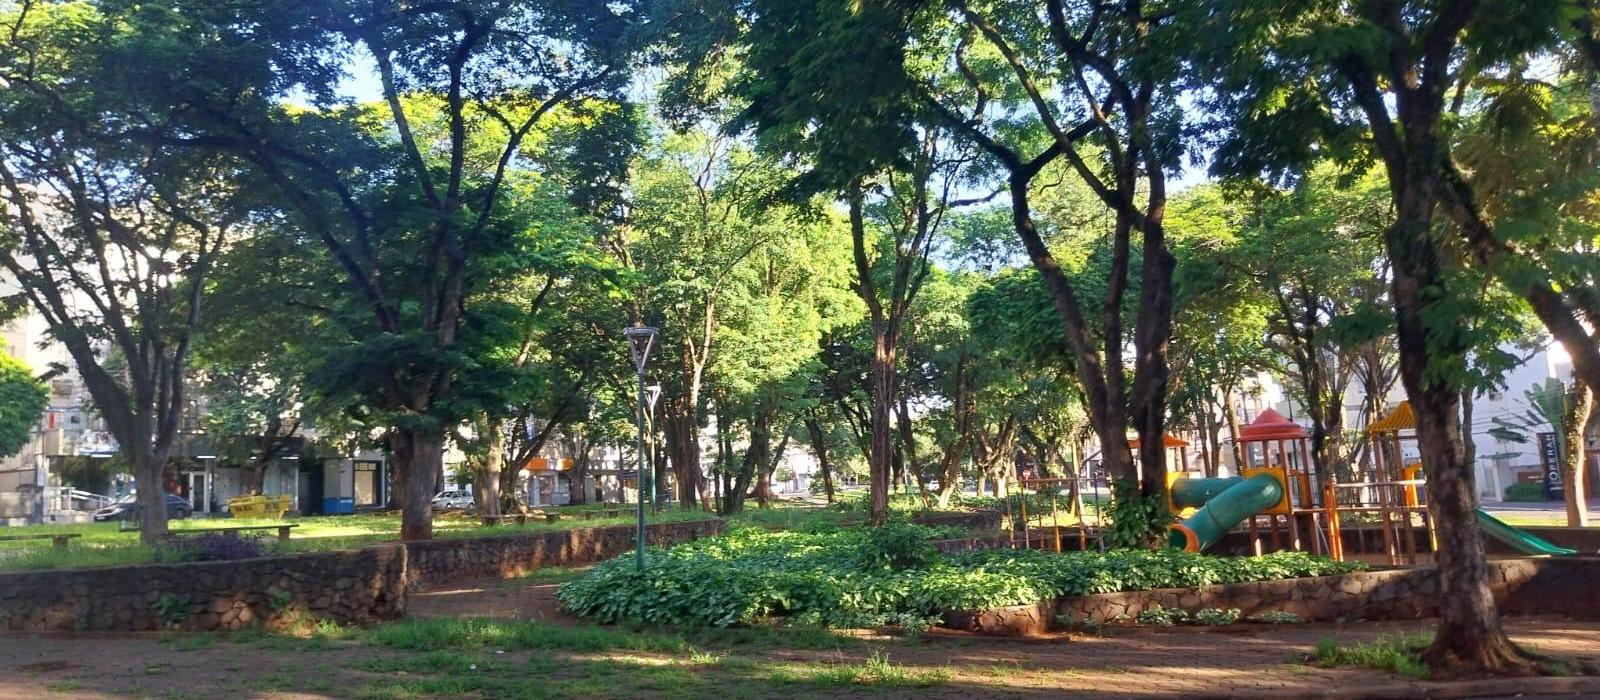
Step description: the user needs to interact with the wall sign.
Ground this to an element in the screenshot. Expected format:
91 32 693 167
1538 432 1563 501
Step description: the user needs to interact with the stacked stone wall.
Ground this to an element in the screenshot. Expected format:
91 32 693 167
943 557 1600 636
0 519 722 632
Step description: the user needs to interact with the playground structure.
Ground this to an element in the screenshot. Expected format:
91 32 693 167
1007 404 1575 563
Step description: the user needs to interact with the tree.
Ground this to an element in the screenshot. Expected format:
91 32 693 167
1196 0 1587 674
198 361 302 497
131 1 645 540
844 128 977 523
624 129 803 510
1238 170 1391 480
0 348 47 459
0 3 249 542
1161 186 1276 476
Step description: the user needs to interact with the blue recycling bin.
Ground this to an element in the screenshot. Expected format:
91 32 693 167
322 496 354 515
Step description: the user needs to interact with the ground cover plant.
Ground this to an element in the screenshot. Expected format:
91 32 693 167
1310 634 1432 679
557 524 1362 628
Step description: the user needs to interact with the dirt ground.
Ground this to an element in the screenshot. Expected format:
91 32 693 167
2 575 1598 700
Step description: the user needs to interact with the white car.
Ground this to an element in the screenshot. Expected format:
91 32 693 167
431 489 475 510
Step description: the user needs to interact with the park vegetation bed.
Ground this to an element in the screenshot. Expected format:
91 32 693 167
556 524 1362 628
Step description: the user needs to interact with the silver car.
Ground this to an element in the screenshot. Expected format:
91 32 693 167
431 489 475 510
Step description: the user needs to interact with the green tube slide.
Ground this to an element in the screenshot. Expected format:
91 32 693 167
1475 508 1577 556
1167 474 1283 552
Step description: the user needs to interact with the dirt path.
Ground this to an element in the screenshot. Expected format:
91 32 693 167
2 575 1598 699
409 576 574 622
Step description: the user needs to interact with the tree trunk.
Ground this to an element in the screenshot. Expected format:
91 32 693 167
388 434 407 511
757 432 791 507
663 386 702 509
867 326 895 524
133 447 170 545
1222 388 1246 473
242 461 269 497
1385 184 1531 676
396 428 442 541
725 412 766 515
568 443 591 505
1561 381 1592 527
480 421 503 520
805 417 836 503
1129 214 1175 504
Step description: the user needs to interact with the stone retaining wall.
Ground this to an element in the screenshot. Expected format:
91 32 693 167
0 544 407 633
944 556 1600 636
0 519 722 633
406 519 725 585
911 509 1003 532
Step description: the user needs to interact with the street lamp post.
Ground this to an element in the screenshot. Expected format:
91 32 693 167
645 384 663 511
624 326 659 571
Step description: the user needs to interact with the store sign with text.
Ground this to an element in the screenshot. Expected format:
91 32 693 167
1538 432 1563 501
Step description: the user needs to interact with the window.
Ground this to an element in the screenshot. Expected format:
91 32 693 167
354 461 381 506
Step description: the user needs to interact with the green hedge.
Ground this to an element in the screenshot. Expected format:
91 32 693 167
556 525 1362 628
1503 481 1547 502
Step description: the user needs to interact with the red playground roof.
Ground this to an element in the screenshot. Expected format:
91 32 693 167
1238 408 1308 442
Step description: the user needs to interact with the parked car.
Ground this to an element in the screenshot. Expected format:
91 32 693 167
92 493 193 522
431 489 475 510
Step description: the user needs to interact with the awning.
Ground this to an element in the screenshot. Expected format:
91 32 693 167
1128 434 1190 449
1365 401 1416 434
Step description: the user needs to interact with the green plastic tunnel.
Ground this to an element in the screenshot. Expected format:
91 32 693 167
1167 473 1283 552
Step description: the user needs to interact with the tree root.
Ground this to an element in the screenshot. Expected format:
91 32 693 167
1422 635 1544 679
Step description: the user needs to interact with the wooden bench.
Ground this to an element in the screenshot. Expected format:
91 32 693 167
0 533 81 550
572 508 631 520
169 524 299 542
479 513 533 526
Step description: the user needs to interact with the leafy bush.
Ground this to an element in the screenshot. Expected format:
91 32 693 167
1503 482 1546 502
1135 606 1187 626
1191 608 1241 626
860 522 937 570
1246 610 1303 624
155 593 191 628
557 525 1362 628
1103 483 1169 548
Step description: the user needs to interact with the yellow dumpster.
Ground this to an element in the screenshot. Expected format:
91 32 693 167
228 495 293 518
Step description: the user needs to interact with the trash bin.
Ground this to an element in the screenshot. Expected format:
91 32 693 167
322 496 354 515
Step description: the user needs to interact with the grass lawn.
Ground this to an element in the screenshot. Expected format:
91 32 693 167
0 508 717 571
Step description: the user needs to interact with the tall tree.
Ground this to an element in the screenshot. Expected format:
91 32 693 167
133 1 644 540
0 3 250 541
625 130 800 509
1197 0 1588 674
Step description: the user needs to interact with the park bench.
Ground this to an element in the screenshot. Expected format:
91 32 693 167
575 508 631 520
479 512 535 526
0 533 81 550
168 523 299 542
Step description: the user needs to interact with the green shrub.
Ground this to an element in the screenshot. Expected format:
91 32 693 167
557 525 1362 628
155 593 191 628
1103 483 1169 548
861 522 938 570
1191 608 1241 626
1135 606 1187 626
1503 482 1546 502
1246 610 1302 624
